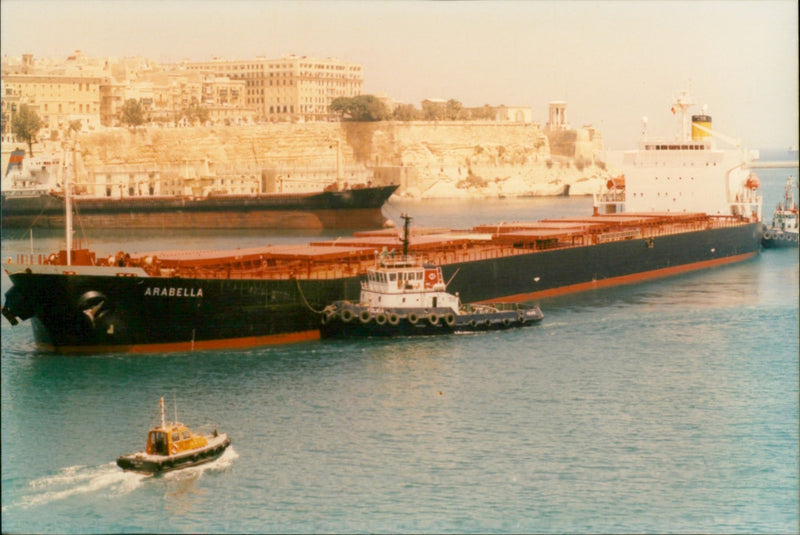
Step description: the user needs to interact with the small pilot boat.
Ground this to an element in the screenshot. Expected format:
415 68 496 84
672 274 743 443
319 215 544 338
116 397 231 475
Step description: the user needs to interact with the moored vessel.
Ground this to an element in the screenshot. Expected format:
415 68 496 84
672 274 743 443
1 88 767 354
116 397 231 475
761 177 798 248
319 216 544 338
1 148 398 230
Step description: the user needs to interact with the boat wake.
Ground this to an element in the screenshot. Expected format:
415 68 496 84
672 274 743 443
5 462 145 510
4 448 238 511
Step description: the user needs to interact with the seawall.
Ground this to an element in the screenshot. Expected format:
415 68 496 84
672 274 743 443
59 122 611 198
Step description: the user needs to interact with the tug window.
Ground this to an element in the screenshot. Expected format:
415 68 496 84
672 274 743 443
172 432 180 442
182 430 190 440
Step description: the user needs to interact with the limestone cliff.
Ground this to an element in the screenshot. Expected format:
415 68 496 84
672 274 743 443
72 122 611 198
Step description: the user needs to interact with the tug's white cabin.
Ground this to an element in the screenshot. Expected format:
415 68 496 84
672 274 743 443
360 256 461 313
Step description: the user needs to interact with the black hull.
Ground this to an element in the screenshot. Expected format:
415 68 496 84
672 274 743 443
319 303 543 338
116 437 231 474
0 185 398 229
761 227 798 248
3 223 762 353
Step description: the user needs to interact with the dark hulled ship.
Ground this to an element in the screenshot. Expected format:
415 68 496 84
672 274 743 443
1 148 398 230
1 89 766 353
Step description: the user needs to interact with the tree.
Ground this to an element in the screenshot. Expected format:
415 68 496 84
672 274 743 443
393 103 420 121
445 99 463 120
330 95 389 121
182 103 210 125
11 104 43 156
121 99 145 128
421 100 446 121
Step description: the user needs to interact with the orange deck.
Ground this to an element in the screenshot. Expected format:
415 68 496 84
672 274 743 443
18 212 756 282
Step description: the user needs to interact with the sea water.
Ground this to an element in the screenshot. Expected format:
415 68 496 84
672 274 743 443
1 166 797 533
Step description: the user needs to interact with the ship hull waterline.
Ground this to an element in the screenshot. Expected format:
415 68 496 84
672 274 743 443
3 222 762 354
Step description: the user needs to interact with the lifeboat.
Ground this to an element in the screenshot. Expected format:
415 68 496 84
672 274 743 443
745 173 761 190
116 397 231 475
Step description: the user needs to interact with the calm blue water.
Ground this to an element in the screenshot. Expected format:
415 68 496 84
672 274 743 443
1 166 797 534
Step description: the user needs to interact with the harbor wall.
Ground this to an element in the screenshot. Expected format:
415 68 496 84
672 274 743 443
34 122 610 198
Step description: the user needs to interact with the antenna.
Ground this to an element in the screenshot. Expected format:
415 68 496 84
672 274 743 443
160 397 165 429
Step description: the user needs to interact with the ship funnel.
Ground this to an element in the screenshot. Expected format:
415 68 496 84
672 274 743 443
692 114 712 141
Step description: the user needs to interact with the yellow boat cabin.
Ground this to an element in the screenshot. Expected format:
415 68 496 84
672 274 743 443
146 422 209 456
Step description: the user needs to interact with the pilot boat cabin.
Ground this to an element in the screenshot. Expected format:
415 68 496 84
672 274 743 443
147 422 208 456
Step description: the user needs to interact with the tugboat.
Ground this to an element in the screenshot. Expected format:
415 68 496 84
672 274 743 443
116 397 231 475
762 177 798 248
319 215 544 338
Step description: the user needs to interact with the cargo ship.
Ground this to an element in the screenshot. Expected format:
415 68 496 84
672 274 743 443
1 149 398 230
1 88 765 354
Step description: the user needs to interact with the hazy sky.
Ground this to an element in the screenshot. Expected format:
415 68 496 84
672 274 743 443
1 0 797 149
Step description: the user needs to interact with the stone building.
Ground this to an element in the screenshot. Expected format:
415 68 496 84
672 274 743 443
180 54 363 122
2 73 103 132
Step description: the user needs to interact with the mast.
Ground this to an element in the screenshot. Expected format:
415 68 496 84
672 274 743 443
672 87 696 142
336 139 343 191
160 397 166 429
64 134 73 265
401 213 411 258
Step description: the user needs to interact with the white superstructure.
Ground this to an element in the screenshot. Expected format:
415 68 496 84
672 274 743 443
597 88 762 221
360 255 461 314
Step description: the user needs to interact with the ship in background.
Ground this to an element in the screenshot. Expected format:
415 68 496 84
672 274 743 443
1 88 767 353
1 143 398 230
761 177 798 247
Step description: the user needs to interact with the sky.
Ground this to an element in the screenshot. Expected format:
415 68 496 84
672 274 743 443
1 0 797 150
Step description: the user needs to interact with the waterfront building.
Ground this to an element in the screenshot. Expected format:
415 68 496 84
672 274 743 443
180 55 364 122
2 73 103 132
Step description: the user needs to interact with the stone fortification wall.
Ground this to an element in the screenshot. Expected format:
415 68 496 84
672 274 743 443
77 123 348 169
71 121 610 199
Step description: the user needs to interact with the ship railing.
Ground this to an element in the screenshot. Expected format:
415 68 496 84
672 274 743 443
13 253 46 265
167 258 373 281
596 229 642 243
375 254 423 269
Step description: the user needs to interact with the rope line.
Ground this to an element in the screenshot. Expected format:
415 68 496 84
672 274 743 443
294 278 327 314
